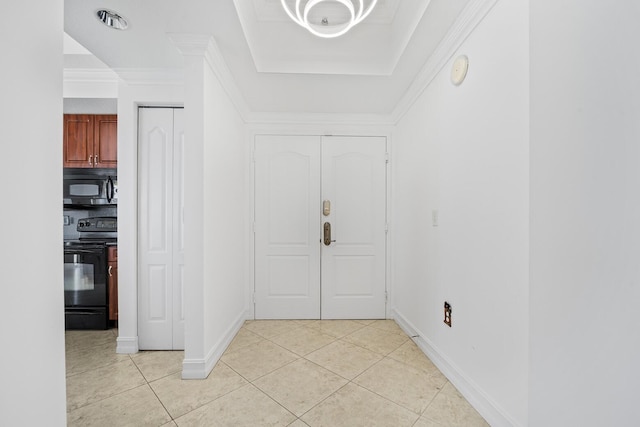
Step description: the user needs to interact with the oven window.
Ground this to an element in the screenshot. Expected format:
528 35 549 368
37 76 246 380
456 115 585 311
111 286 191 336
64 262 95 291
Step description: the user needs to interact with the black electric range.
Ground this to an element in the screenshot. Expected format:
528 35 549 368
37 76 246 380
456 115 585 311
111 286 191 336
64 216 117 330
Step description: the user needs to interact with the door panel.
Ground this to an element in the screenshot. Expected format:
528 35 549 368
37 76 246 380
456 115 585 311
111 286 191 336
94 115 118 167
63 114 93 168
254 135 321 319
172 108 185 350
321 136 387 319
138 107 185 350
139 108 174 349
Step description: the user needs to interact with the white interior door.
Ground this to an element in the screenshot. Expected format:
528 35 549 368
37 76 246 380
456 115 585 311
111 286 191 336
254 135 387 319
254 135 321 319
321 136 387 319
138 107 185 350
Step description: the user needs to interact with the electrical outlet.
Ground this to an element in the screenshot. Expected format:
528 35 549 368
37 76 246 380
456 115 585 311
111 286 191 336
444 301 452 327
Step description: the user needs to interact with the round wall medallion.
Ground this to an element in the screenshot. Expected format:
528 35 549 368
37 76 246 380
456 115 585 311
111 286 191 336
451 55 469 86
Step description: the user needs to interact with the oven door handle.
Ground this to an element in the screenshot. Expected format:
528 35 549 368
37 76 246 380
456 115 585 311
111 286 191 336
65 249 102 255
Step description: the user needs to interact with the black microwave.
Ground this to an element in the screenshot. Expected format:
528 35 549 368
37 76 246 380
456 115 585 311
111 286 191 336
63 169 117 206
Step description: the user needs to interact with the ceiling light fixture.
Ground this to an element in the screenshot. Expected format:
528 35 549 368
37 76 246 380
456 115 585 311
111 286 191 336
96 9 129 30
280 0 378 38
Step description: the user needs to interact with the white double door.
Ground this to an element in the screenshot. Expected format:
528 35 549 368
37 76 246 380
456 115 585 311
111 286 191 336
254 135 387 319
137 107 185 350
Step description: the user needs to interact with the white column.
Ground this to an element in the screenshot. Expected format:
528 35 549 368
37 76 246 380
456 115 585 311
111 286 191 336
0 2 67 425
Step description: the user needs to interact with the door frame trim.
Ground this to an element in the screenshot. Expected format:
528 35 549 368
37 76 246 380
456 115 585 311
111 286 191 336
249 129 393 320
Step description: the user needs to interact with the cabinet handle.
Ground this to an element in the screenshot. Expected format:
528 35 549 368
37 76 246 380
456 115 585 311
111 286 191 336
108 265 113 277
89 155 93 166
95 154 98 165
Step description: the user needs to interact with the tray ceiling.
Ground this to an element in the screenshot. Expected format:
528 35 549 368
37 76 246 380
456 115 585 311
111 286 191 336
64 0 471 115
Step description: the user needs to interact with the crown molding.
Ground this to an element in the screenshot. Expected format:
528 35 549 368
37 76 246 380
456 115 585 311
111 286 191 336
169 33 251 122
168 33 213 57
63 68 119 98
63 67 118 83
245 111 395 127
390 0 500 123
112 68 184 86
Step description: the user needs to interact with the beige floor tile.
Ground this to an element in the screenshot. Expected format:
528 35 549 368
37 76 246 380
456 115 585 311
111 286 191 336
301 383 419 427
305 340 382 379
243 320 307 339
254 359 348 417
388 341 447 385
151 362 248 418
288 420 310 427
422 382 489 426
66 358 147 411
67 384 170 427
342 325 409 355
413 417 443 427
369 319 407 335
352 319 377 325
174 384 296 426
161 422 178 427
303 320 366 338
131 350 184 382
224 327 264 354
221 339 299 381
65 340 130 377
354 357 443 414
269 327 336 356
65 329 117 352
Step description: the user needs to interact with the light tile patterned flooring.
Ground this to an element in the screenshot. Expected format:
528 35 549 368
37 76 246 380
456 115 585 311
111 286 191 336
65 319 489 426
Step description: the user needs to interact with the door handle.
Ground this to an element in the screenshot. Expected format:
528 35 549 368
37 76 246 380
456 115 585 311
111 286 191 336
324 222 336 246
108 265 113 277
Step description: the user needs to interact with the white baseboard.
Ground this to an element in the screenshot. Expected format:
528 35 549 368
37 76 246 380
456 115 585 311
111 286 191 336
392 309 520 427
116 336 139 354
181 311 246 380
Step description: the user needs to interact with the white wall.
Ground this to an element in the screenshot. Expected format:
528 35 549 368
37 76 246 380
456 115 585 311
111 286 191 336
392 0 529 425
180 39 247 379
529 2 640 426
202 57 247 361
0 2 67 426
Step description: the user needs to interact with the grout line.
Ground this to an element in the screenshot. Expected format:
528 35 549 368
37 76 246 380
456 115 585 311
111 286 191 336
66 320 459 426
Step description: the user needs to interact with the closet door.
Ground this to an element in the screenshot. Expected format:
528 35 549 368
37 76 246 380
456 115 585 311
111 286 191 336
138 107 184 350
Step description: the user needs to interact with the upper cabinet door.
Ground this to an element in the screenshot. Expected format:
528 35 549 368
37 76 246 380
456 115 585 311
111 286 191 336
63 114 117 168
94 115 117 168
63 114 94 168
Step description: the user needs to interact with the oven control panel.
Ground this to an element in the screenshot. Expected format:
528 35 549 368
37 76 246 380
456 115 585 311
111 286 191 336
77 217 117 232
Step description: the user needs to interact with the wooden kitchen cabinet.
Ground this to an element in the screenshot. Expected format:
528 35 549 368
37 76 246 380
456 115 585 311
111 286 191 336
63 114 117 168
108 246 118 321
